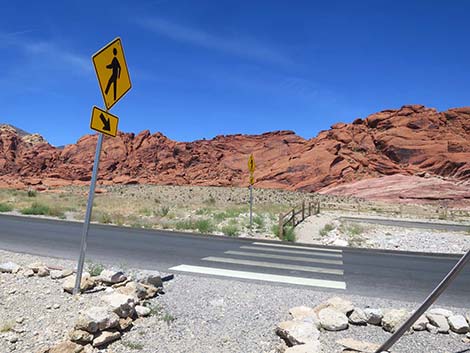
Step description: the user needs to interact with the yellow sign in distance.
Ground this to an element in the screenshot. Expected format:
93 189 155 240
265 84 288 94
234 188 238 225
92 37 132 110
248 154 256 173
90 106 119 137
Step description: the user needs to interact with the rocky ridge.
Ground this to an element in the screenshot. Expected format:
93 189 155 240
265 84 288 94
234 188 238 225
2 105 470 204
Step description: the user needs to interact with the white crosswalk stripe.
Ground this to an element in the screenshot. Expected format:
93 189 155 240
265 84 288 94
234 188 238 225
170 241 346 290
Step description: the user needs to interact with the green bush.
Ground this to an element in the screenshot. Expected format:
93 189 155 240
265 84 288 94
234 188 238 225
87 261 104 276
21 202 51 215
253 215 265 228
271 224 280 237
158 206 170 217
27 190 37 197
319 223 334 237
0 203 13 212
174 219 196 230
221 224 239 236
195 219 214 233
283 226 296 242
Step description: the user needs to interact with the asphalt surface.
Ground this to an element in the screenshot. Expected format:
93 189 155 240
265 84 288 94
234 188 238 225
0 214 469 307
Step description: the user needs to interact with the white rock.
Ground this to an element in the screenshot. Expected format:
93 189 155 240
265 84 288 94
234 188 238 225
75 306 119 333
426 322 439 334
69 329 94 344
348 308 367 325
102 293 136 318
364 308 383 325
428 308 453 318
426 314 449 334
382 309 409 333
324 297 354 315
36 266 50 277
276 320 320 345
134 270 163 288
319 308 348 331
337 338 380 353
284 340 321 353
0 262 20 273
23 269 34 277
135 305 151 317
332 239 348 247
448 315 469 334
92 330 121 347
289 306 315 320
50 269 73 280
98 270 126 284
412 315 429 331
62 273 94 294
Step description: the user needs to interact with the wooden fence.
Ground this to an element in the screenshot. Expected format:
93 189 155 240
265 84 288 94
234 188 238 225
278 201 320 239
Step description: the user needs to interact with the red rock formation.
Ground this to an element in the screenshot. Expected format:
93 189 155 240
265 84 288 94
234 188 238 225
1 105 470 203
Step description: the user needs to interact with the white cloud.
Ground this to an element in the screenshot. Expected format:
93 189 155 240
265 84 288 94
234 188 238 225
136 17 291 66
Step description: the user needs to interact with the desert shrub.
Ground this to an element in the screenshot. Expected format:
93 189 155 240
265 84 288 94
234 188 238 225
204 195 216 206
319 223 334 236
87 261 104 276
0 203 13 212
342 222 365 236
283 226 296 242
253 215 265 228
221 224 239 236
27 190 37 197
21 202 51 216
195 219 214 233
271 224 280 237
174 219 196 230
158 206 170 217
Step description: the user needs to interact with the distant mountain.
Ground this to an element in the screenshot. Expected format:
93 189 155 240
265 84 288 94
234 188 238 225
0 124 31 137
1 105 470 205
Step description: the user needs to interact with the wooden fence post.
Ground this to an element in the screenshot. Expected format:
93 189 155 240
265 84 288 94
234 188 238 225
316 201 320 214
278 213 283 240
302 201 305 221
308 202 312 216
292 209 295 227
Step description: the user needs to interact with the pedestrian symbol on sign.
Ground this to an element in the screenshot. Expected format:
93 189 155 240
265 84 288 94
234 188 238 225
104 48 121 101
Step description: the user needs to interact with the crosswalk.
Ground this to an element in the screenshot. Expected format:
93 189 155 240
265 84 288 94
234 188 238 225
169 241 346 290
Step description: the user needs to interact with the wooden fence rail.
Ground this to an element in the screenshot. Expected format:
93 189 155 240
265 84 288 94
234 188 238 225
278 201 320 239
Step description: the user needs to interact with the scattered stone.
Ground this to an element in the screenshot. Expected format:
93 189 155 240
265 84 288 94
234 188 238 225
284 340 321 353
134 270 163 288
348 308 368 326
102 293 136 318
426 314 450 334
364 308 383 325
75 306 119 333
63 273 95 294
412 315 429 331
92 330 121 347
276 320 320 345
48 341 84 353
0 262 20 273
23 269 34 277
382 309 409 333
289 306 316 320
9 335 18 343
325 297 354 315
448 315 469 334
117 281 158 301
427 323 439 334
37 266 50 277
53 304 60 309
428 308 453 318
15 317 24 324
50 269 74 280
337 338 380 353
27 262 45 273
98 270 127 285
319 308 348 331
135 305 151 317
69 329 94 344
118 317 133 331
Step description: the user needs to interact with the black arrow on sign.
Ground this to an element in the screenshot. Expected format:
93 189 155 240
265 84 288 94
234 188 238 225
100 113 111 131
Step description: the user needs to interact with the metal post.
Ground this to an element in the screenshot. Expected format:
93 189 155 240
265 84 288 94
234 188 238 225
249 185 253 229
375 249 470 353
73 133 104 295
302 201 305 221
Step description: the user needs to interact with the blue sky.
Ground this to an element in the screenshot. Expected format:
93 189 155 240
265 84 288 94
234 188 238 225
1 0 470 146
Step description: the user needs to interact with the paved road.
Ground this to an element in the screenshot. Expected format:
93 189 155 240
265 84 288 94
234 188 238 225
341 216 470 232
0 214 469 307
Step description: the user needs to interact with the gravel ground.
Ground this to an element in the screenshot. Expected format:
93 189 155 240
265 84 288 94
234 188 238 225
297 212 470 254
0 250 468 353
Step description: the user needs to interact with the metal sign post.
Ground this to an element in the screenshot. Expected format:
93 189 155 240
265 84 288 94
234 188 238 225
375 248 470 353
73 133 103 295
249 184 253 229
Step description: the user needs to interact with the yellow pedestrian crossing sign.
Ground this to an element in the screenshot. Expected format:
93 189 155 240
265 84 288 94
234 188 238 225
249 175 255 185
92 37 132 110
90 106 119 137
248 154 256 173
